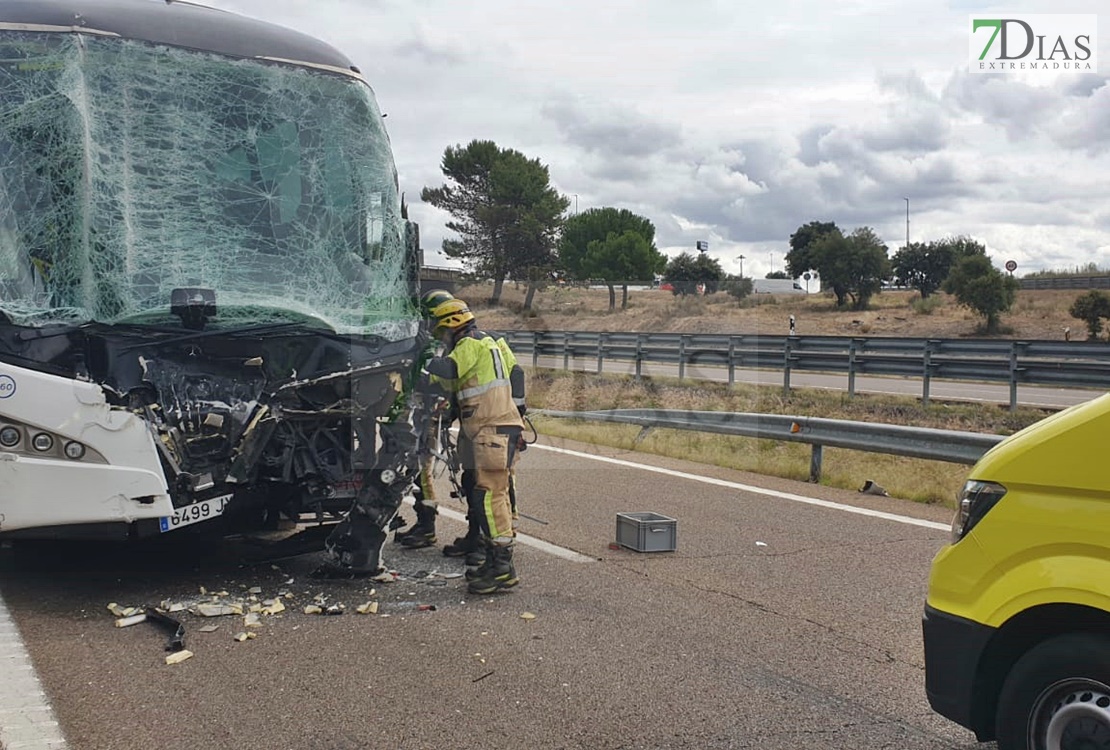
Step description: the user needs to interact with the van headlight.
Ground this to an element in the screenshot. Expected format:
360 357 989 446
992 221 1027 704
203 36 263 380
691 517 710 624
952 480 1007 543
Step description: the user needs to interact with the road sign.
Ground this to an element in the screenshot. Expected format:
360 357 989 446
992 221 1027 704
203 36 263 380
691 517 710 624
696 241 708 252
1005 260 1017 272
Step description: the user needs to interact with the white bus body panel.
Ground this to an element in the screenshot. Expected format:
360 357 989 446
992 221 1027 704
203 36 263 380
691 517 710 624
0 363 172 532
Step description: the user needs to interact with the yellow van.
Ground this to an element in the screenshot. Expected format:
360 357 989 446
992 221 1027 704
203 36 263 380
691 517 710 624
924 393 1110 748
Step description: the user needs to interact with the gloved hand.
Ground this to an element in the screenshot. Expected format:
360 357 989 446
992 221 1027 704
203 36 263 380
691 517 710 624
517 404 527 417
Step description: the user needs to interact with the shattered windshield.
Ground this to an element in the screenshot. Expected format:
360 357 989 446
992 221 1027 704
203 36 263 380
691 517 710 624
0 32 417 337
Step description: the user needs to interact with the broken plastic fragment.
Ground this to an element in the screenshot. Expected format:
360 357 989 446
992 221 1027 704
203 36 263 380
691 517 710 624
195 603 243 617
165 650 194 665
520 612 537 621
303 605 323 615
248 586 263 594
261 599 286 615
243 613 262 628
355 601 379 615
371 571 398 583
198 625 219 633
233 631 257 642
755 541 768 547
115 613 148 628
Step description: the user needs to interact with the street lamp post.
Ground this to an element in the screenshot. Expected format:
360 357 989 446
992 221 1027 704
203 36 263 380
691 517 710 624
573 194 578 216
904 197 910 250
769 252 774 275
735 254 745 278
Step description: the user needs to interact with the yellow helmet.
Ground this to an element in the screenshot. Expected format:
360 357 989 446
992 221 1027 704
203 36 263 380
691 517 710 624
430 298 475 334
420 288 454 316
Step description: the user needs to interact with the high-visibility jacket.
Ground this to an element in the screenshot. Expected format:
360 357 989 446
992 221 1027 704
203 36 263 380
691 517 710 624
425 330 523 437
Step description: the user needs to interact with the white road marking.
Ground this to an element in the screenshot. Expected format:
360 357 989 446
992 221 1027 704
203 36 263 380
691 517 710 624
0 593 68 750
531 443 951 532
400 497 595 563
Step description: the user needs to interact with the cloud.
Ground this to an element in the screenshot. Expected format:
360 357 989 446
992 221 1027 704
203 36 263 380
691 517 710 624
201 0 1108 277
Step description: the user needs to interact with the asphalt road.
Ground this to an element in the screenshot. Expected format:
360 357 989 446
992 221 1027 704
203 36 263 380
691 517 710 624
0 435 989 750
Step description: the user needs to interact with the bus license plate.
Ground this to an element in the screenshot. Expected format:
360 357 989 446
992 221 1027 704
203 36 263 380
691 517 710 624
159 494 231 533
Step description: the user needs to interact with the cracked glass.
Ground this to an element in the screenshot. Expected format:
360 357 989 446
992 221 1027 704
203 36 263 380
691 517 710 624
0 32 417 338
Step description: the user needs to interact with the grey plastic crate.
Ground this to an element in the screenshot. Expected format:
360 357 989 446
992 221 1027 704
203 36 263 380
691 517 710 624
615 512 677 553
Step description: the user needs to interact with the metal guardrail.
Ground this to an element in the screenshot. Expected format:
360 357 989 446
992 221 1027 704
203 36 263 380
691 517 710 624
499 330 1110 410
535 408 1006 482
1020 276 1110 291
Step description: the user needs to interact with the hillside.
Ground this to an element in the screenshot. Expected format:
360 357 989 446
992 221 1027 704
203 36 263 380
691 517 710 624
455 283 1088 342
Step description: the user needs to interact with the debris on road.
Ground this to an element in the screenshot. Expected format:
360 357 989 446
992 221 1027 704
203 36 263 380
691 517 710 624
165 650 194 665
232 632 257 642
859 480 889 496
198 625 219 633
107 602 141 617
195 602 243 617
261 598 286 615
520 612 536 621
115 613 147 628
355 601 379 615
755 541 768 547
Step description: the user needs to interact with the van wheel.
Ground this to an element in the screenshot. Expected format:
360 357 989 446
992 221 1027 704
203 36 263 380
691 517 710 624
996 633 1110 750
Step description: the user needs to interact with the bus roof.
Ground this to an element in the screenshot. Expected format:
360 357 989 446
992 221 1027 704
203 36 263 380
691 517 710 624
0 0 363 77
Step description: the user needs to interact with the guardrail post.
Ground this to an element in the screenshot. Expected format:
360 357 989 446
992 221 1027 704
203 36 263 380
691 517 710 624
922 340 934 407
635 334 644 381
563 332 570 372
848 339 858 398
728 336 736 387
1009 342 1021 412
531 331 539 369
679 335 688 381
783 337 793 397
597 332 605 374
810 444 823 482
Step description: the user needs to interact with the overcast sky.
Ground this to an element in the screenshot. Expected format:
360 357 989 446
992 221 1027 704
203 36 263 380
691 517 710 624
210 0 1108 279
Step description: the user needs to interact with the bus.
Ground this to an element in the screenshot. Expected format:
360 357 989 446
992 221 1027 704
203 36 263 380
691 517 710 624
0 0 425 570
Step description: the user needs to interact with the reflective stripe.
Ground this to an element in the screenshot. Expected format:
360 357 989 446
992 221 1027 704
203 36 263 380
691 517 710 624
513 397 526 406
458 378 511 401
491 347 506 380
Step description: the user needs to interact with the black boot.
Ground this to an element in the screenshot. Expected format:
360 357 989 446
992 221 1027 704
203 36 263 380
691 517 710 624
467 541 519 594
396 503 437 548
442 514 482 557
464 544 490 581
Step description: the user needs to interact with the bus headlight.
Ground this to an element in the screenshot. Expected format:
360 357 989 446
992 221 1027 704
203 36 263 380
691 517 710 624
63 441 86 460
31 433 54 452
0 426 20 448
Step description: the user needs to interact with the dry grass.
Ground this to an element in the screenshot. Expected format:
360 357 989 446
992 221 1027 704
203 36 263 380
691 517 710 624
462 282 1089 341
526 370 1051 508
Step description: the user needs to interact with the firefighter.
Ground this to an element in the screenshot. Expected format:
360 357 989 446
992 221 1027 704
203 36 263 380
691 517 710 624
424 298 524 594
393 289 455 549
441 331 528 562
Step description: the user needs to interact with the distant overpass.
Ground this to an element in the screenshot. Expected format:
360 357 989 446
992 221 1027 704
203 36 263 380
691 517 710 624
419 265 465 294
